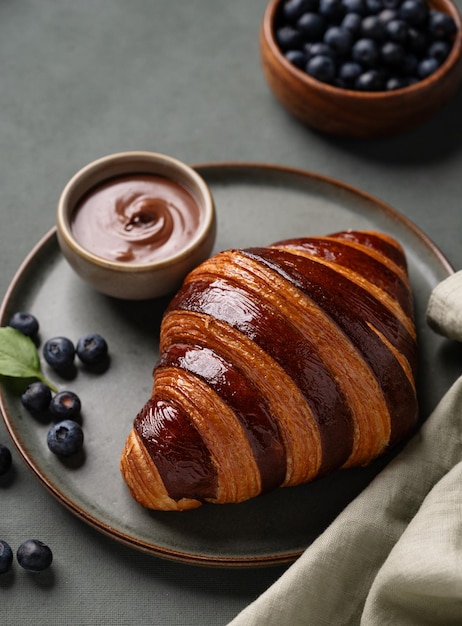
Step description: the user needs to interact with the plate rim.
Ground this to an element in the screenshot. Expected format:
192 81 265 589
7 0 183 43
0 161 455 568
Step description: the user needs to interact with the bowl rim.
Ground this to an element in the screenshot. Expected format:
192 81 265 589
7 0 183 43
56 151 216 274
262 0 462 100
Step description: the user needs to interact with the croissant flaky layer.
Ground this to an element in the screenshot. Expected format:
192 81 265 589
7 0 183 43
120 230 419 511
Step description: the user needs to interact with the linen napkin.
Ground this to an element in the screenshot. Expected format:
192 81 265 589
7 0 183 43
228 271 462 626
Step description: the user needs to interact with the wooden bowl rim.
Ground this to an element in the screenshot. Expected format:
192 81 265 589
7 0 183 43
262 0 462 101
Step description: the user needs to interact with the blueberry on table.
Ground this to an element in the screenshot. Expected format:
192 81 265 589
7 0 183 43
21 381 52 414
8 312 39 338
16 539 53 572
43 336 75 371
76 333 108 365
0 540 13 574
0 443 12 476
47 419 84 456
50 390 81 420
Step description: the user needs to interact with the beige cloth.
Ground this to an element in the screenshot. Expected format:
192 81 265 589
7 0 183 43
228 271 462 626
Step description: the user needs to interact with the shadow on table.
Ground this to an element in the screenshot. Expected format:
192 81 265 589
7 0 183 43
315 84 462 166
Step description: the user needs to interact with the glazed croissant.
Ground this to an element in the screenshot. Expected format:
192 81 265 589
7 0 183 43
120 230 418 511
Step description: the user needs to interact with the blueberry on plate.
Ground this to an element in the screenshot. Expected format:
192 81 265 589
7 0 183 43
0 444 12 476
76 333 108 365
8 312 39 338
0 540 13 574
49 390 81 420
16 539 53 573
47 419 84 456
43 336 75 371
21 381 52 414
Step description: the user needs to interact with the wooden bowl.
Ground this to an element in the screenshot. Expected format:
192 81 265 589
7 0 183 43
260 0 462 137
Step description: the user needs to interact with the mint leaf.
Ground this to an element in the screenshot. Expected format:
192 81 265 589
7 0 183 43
0 327 57 392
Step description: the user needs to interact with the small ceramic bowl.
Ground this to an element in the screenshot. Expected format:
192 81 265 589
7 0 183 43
260 0 462 137
57 152 216 300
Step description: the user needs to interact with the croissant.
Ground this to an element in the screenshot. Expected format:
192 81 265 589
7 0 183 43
120 230 418 511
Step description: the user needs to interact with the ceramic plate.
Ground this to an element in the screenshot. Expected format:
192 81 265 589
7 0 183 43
0 163 456 567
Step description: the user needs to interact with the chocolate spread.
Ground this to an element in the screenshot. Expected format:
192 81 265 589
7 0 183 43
71 174 201 264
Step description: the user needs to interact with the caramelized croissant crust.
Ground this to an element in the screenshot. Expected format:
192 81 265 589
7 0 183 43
120 230 418 511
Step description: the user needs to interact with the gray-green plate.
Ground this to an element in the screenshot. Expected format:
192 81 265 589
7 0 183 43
0 163 456 567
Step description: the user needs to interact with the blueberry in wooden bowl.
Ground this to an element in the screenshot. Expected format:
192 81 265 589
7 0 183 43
260 0 462 137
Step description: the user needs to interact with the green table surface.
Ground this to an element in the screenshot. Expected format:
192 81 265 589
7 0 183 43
1 1 462 624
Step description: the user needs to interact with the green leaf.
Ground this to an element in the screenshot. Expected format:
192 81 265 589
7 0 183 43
0 327 57 392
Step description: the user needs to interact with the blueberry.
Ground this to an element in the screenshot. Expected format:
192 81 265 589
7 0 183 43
381 41 405 65
399 0 429 25
428 39 451 62
16 539 53 572
276 26 304 51
338 60 363 85
352 38 380 66
417 56 440 78
306 54 337 81
21 381 52 415
297 12 327 40
361 15 387 40
378 8 398 24
382 0 401 8
76 333 108 365
385 18 408 43
0 540 13 574
323 25 353 55
285 49 308 68
386 75 413 89
305 41 336 59
47 419 84 456
43 336 75 371
341 0 367 15
0 444 12 476
50 390 81 420
8 312 39 338
401 52 419 75
318 0 345 23
356 68 386 89
406 26 428 55
365 0 384 14
428 10 457 39
283 0 319 21
341 12 362 35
